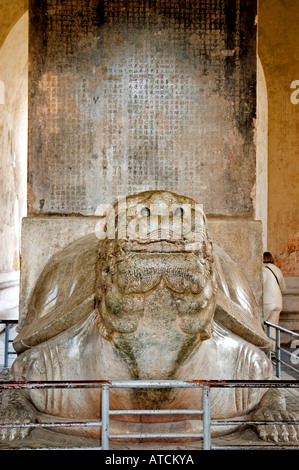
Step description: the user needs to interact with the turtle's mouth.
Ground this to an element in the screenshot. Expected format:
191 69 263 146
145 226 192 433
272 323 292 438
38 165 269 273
96 233 218 356
116 238 205 255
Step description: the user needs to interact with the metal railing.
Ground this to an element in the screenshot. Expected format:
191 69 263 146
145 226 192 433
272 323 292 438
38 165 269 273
265 321 299 379
0 320 18 368
0 379 299 450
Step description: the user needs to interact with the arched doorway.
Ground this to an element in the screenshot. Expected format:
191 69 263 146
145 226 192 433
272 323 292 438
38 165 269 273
0 11 28 323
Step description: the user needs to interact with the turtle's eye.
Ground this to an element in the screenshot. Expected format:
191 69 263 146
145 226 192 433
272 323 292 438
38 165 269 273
141 207 151 217
174 207 184 217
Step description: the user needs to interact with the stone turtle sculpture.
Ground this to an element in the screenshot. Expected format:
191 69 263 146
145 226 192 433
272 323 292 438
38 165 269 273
0 191 297 444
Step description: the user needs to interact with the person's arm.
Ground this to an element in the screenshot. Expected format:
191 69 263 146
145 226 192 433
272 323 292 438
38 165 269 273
278 269 286 293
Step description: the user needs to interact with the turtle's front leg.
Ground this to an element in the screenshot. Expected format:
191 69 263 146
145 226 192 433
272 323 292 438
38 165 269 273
0 354 37 442
252 388 298 443
0 385 37 442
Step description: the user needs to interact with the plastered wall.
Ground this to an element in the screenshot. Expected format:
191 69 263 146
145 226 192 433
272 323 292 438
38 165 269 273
0 9 28 272
259 0 299 276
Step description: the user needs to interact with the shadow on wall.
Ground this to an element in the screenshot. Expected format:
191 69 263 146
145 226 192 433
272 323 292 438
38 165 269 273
276 233 299 277
0 11 28 274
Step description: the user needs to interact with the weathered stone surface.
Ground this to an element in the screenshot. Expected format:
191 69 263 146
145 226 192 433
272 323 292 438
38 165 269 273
28 0 257 217
20 215 263 328
19 216 100 328
208 219 263 309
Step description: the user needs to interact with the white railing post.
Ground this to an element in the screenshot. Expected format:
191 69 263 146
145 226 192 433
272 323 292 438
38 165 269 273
101 385 110 450
202 385 211 450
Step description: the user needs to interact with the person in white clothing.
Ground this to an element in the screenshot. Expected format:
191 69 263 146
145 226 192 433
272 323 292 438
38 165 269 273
262 252 286 337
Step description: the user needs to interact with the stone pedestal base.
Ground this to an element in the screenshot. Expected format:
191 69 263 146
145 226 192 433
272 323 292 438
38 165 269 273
19 216 263 328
